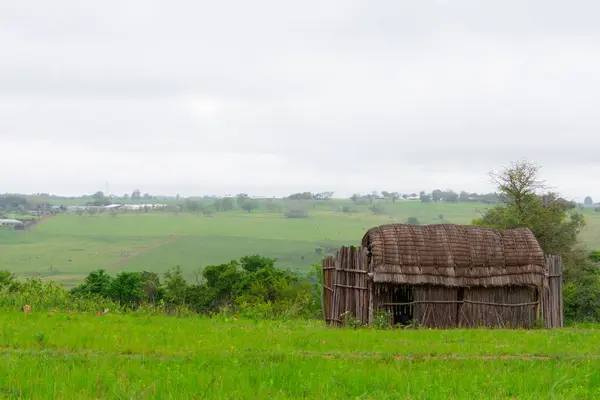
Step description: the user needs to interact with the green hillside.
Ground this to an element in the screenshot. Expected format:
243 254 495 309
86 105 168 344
1 200 598 287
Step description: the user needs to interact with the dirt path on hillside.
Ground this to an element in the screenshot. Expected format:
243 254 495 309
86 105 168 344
107 236 181 271
20 215 53 231
34 216 53 226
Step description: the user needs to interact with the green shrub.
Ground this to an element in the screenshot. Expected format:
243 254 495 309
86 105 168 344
373 310 392 329
285 209 308 218
407 217 420 225
108 272 144 308
369 204 387 215
340 311 361 329
563 277 600 323
0 271 20 292
71 270 112 297
563 252 600 323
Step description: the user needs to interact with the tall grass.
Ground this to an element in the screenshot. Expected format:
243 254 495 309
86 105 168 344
0 311 599 398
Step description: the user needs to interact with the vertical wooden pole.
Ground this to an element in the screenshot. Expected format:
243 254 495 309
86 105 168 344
558 256 564 328
321 258 326 322
331 250 339 327
543 256 549 328
543 255 564 329
363 247 367 324
368 280 374 325
535 286 541 326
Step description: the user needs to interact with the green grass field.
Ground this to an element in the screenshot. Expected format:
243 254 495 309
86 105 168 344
0 311 598 398
1 201 599 287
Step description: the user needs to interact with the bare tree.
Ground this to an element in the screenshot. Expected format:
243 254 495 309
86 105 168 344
490 160 546 214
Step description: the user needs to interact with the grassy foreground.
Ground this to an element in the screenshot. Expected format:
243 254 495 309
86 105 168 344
0 311 599 399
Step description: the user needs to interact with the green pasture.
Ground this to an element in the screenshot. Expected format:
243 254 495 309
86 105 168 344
582 206 600 247
0 311 599 398
1 201 598 287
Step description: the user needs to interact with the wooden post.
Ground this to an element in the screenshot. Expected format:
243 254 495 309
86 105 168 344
535 286 541 326
558 256 564 328
321 264 326 322
543 255 563 329
366 246 374 325
367 277 374 325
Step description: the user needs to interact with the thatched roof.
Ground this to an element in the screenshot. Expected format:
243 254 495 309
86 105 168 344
361 224 545 287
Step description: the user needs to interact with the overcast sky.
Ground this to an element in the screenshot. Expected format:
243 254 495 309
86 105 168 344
1 1 599 201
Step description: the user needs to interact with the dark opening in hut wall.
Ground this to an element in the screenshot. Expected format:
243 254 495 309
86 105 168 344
391 286 414 325
374 284 414 326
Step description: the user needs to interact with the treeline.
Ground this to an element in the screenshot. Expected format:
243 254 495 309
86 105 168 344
350 190 501 205
0 256 322 319
182 195 311 218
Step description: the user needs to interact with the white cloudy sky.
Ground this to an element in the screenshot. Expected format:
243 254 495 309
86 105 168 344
1 1 599 200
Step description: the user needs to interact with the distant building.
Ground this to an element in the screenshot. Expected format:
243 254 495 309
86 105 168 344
121 203 167 211
0 219 23 227
67 205 89 212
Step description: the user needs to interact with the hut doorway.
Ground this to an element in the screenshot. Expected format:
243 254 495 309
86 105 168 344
390 285 414 325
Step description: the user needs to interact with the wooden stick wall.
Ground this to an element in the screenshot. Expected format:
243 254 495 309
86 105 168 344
322 249 563 329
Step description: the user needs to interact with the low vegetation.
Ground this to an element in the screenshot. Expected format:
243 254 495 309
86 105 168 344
0 255 321 320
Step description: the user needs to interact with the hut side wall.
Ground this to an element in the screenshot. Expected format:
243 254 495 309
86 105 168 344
459 286 538 328
413 286 458 328
373 284 538 328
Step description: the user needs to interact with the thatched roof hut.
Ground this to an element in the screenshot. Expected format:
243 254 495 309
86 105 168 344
361 224 545 288
321 223 562 329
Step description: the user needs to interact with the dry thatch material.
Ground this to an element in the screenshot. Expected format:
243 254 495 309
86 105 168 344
361 224 545 287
